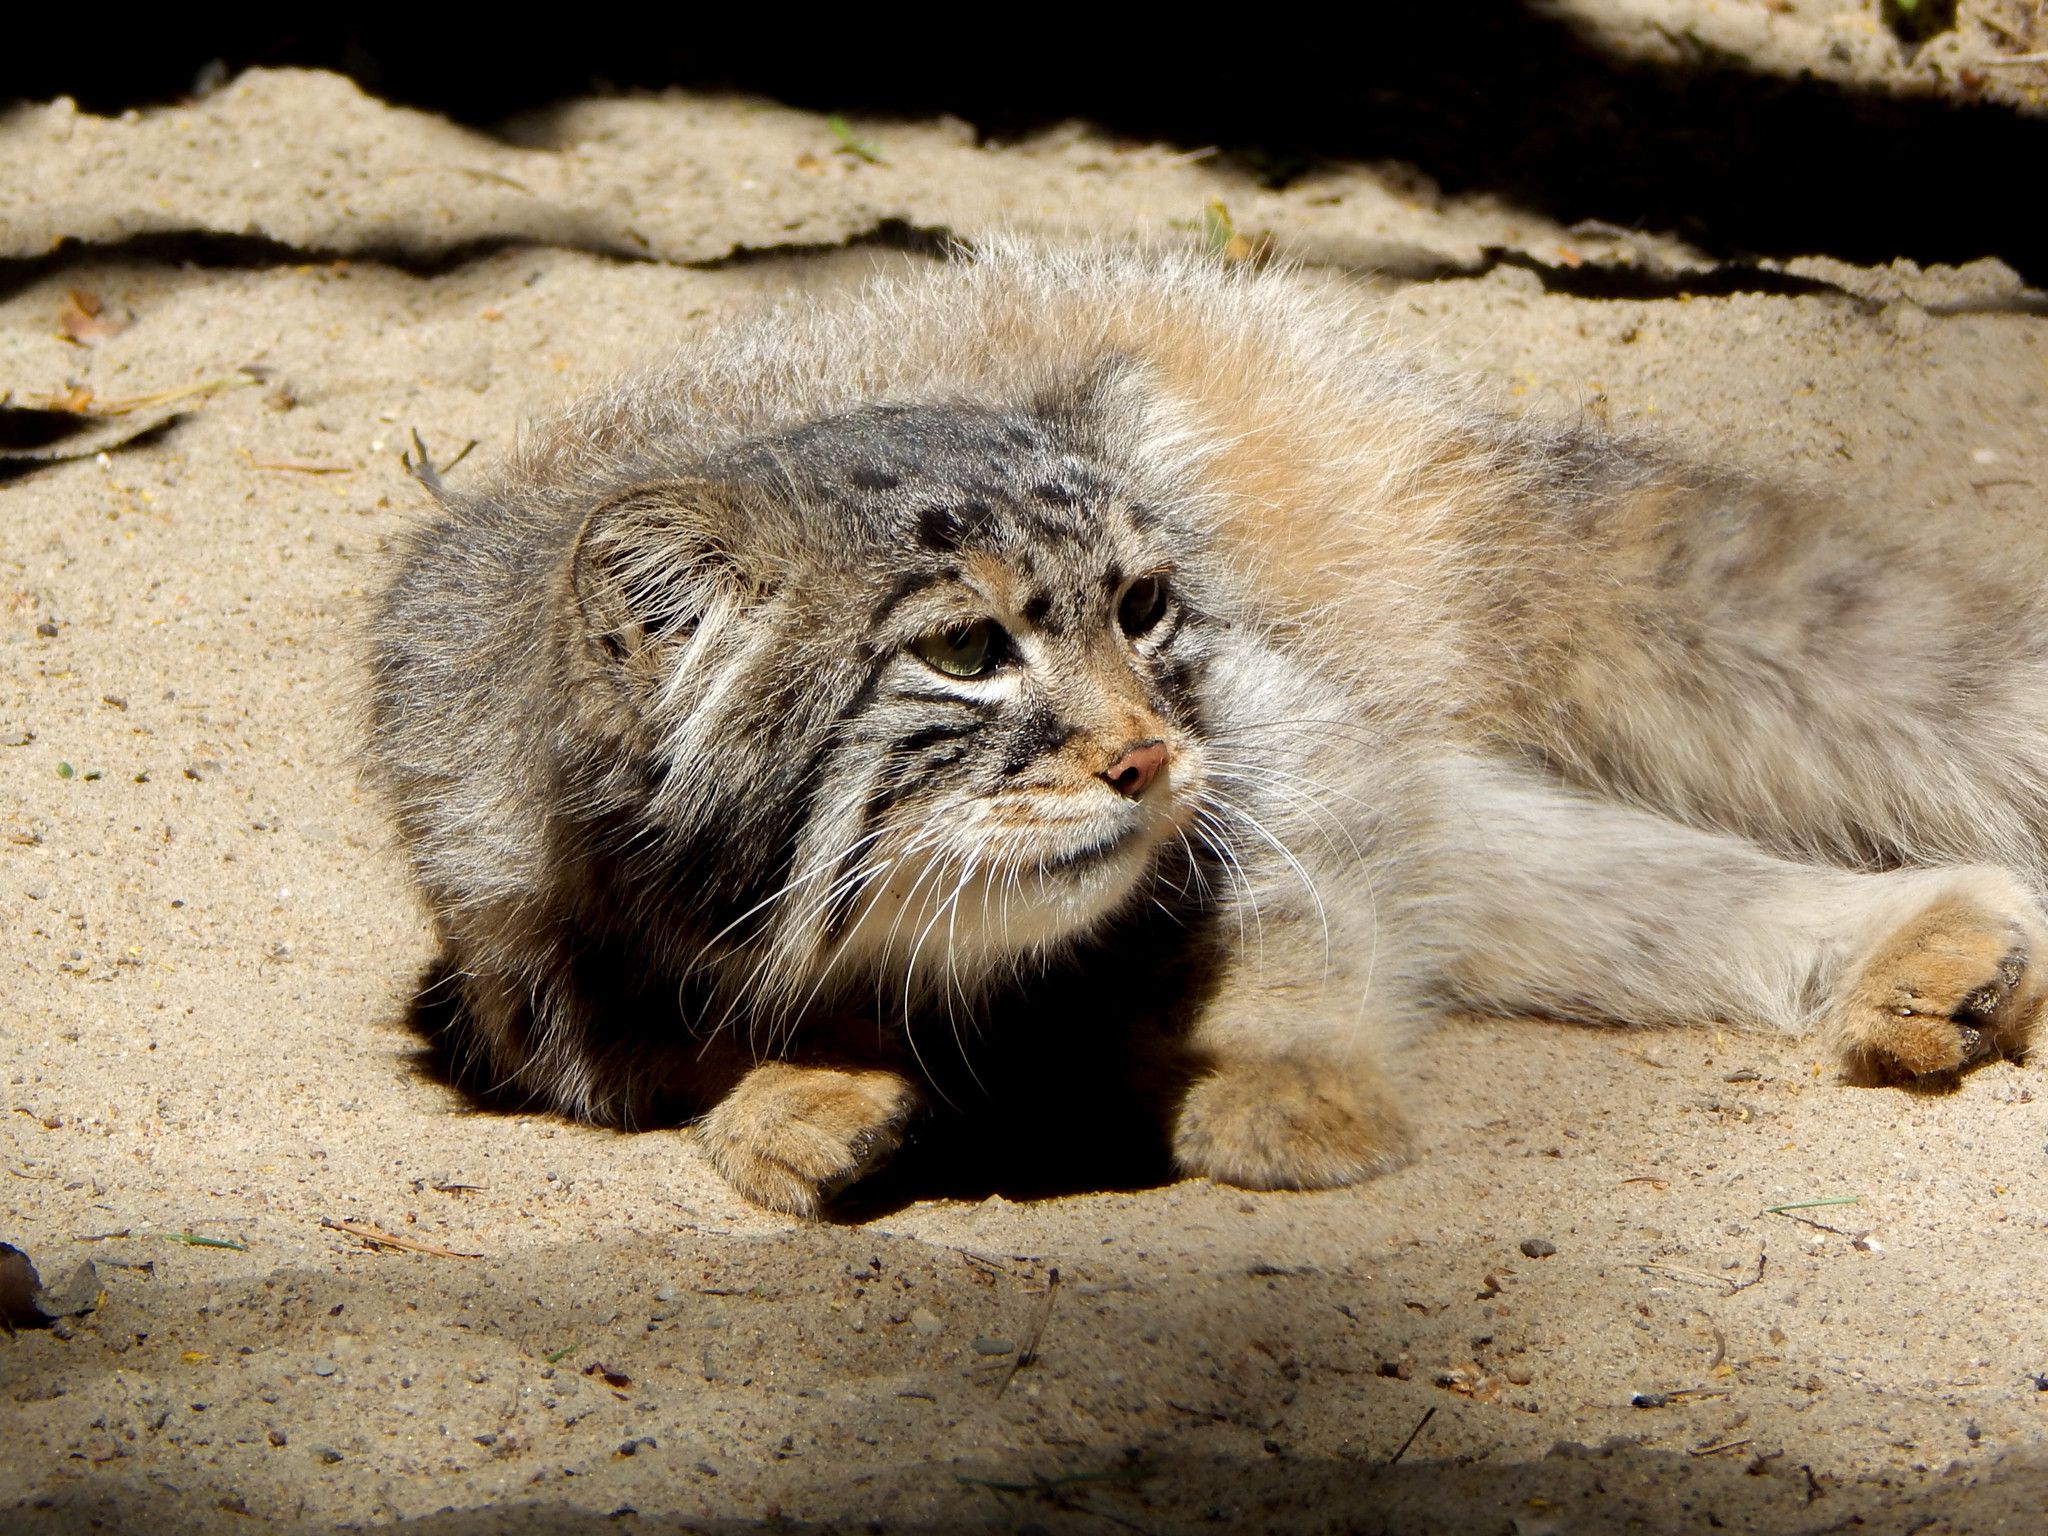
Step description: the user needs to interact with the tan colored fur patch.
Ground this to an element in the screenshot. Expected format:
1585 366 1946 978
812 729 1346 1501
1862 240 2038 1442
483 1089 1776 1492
1839 897 2047 1079
695 1064 918 1219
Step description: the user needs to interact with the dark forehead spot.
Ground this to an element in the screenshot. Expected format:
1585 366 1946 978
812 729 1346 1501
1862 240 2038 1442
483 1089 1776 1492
1021 592 1053 627
914 500 998 551
1102 565 1126 593
915 504 965 551
711 400 1134 563
1019 507 1090 545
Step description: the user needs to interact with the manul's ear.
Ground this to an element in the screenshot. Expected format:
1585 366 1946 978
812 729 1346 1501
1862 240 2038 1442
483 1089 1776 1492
1037 354 1189 468
571 481 759 672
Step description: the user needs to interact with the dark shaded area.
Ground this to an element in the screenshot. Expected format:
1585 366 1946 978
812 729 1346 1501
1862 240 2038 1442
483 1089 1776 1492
11 1222 2047 1534
4 8 2044 285
402 927 1196 1219
0 408 91 453
11 1443 2048 1536
1483 249 1869 303
0 222 960 311
0 234 540 306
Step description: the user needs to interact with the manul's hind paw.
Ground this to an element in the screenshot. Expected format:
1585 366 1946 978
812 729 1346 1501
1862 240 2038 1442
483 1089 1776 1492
1837 889 2048 1080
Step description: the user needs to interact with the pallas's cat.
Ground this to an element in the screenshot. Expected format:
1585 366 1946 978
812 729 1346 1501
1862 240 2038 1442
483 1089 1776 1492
368 243 2048 1215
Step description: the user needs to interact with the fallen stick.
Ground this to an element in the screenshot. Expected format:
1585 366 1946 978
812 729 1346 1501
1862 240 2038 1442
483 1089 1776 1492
320 1218 481 1260
1388 1405 1437 1465
994 1268 1060 1399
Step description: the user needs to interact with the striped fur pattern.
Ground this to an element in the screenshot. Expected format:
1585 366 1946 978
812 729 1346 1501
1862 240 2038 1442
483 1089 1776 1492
366 241 2048 1215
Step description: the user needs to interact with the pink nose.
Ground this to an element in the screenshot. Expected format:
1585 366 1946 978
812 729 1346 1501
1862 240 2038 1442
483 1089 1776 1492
1101 740 1168 799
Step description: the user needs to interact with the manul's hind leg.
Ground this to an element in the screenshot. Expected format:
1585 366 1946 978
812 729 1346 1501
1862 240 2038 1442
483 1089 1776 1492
1830 870 2048 1079
1431 759 2048 1079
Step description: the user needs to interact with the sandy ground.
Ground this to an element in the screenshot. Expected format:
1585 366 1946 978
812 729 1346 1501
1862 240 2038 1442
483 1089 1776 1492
1553 0 2048 109
3 51 2048 1536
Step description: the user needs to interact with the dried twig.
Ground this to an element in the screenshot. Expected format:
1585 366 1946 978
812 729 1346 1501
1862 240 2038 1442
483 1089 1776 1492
1729 1246 1768 1293
1690 1437 1754 1458
1761 1197 1861 1215
1388 1405 1437 1465
1779 1211 1863 1238
401 430 478 494
320 1217 480 1260
957 1249 1015 1278
956 1467 1152 1494
23 377 247 416
994 1268 1060 1398
1641 1262 1741 1291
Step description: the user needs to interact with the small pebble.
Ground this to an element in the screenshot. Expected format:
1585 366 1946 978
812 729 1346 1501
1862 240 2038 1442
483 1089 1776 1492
908 1306 944 1337
1520 1238 1557 1259
267 1430 287 1448
1631 1392 1672 1409
617 1436 657 1456
311 1359 337 1377
1505 1366 1535 1386
971 1336 1014 1356
314 1447 344 1464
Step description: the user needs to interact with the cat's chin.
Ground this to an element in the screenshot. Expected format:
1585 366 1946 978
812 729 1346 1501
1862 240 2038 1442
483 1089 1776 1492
831 821 1166 983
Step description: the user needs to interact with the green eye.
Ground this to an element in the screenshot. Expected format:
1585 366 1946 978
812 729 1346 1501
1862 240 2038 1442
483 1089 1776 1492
912 619 1003 679
1118 574 1170 638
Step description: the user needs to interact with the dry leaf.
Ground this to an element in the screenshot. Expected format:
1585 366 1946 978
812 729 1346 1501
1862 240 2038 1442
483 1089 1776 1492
57 289 130 345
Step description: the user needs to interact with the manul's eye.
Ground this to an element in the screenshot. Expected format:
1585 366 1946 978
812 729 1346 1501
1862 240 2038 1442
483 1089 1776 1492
912 619 1004 679
1117 574 1170 639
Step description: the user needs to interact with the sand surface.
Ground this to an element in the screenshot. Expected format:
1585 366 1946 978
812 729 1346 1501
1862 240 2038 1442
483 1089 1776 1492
4 51 2048 1536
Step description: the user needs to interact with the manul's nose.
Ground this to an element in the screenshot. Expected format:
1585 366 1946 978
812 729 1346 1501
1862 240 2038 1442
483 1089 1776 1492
1101 740 1168 799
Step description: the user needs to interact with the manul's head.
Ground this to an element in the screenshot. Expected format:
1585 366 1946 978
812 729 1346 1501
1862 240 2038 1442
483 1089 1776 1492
567 381 1224 1014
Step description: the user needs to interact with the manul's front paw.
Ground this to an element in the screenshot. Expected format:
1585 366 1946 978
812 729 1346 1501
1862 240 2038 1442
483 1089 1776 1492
1172 1054 1408 1190
696 1063 917 1218
1837 885 2048 1080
